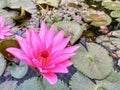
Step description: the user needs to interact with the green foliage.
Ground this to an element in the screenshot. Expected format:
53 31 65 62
102 1 120 10
88 10 112 26
0 80 17 90
70 72 96 90
10 61 28 79
17 77 69 90
53 21 85 45
71 43 113 79
0 53 6 77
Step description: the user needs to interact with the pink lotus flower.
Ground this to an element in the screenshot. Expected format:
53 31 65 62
6 22 79 85
0 16 11 39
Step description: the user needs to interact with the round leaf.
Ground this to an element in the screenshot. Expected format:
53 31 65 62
70 72 96 90
0 53 6 77
53 21 84 45
71 43 113 79
10 61 28 79
16 77 69 90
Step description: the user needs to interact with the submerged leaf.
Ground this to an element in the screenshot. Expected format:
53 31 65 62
71 43 113 79
53 21 84 45
10 61 28 79
0 39 20 61
0 53 6 77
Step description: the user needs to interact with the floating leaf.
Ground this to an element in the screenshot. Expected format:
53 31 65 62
53 21 84 45
0 9 18 18
10 61 28 79
35 0 60 7
0 0 7 9
111 30 120 38
8 0 37 14
110 10 120 18
0 80 17 90
70 71 120 90
17 77 69 90
0 53 6 77
0 39 20 61
105 71 120 83
42 79 69 90
89 11 111 26
96 80 120 90
110 37 120 49
71 43 113 79
70 72 96 90
102 1 120 10
16 77 41 90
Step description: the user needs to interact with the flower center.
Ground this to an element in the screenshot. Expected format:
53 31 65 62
37 51 50 66
41 51 49 58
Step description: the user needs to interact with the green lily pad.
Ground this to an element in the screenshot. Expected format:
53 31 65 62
8 0 37 14
96 80 120 90
71 43 113 79
35 0 60 7
10 61 28 79
105 71 120 83
102 1 120 10
110 37 120 49
89 11 111 26
17 77 69 90
0 53 7 77
0 9 18 18
110 10 120 18
53 21 84 45
0 0 7 9
70 72 96 90
111 30 120 38
0 39 20 61
70 71 120 90
0 80 18 90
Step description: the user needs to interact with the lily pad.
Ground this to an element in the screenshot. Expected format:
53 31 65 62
0 39 20 61
96 80 120 90
16 77 69 90
0 80 18 90
70 72 96 90
102 1 120 10
89 11 111 26
0 0 7 9
0 53 7 77
53 21 84 45
8 0 37 14
70 71 120 90
105 71 120 83
111 30 120 38
110 10 120 18
71 43 113 79
110 37 120 49
10 61 28 79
